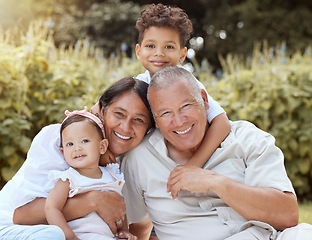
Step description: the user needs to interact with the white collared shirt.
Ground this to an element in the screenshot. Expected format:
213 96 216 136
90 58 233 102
122 121 295 240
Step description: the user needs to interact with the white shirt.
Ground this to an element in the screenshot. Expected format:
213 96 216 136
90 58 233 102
136 70 225 123
0 124 66 225
122 121 295 240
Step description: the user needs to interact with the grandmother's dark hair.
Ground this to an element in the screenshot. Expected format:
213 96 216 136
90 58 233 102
98 77 155 131
136 3 193 47
60 115 104 148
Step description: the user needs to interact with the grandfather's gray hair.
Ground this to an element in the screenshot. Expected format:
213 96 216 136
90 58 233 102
148 66 202 101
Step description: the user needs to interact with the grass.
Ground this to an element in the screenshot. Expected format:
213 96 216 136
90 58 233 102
299 201 312 224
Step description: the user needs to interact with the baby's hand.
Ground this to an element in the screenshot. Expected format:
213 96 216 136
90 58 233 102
117 230 137 240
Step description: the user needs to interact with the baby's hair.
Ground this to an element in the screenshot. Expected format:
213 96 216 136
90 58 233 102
60 115 104 148
136 3 193 47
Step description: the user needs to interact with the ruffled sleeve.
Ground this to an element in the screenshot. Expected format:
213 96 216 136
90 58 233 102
48 169 76 196
105 163 124 180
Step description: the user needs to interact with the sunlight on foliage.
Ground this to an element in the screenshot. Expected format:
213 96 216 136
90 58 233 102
299 201 312 224
207 41 312 199
0 21 144 183
0 20 311 203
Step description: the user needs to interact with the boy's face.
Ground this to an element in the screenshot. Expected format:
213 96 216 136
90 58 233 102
136 26 187 77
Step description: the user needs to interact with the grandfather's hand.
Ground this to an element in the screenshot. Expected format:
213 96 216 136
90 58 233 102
167 165 219 199
94 191 126 234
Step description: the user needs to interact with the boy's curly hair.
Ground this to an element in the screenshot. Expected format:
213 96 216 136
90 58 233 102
136 3 193 47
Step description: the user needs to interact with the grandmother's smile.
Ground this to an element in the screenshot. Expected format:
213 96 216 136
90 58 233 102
114 131 131 140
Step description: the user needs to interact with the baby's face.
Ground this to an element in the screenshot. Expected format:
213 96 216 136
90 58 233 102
61 120 103 170
136 26 187 76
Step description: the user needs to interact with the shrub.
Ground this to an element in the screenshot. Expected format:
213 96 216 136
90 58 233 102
1 20 311 201
206 42 312 199
0 21 144 185
0 33 32 182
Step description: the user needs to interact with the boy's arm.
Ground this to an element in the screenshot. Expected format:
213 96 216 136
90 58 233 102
186 113 230 167
45 179 78 240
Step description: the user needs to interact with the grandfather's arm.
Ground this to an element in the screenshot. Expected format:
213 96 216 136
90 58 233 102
211 174 298 230
168 122 299 230
167 165 299 230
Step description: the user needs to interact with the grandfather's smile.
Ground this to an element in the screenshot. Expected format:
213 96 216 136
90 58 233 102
174 125 193 135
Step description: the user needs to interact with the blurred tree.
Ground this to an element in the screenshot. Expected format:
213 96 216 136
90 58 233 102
197 0 312 71
129 0 312 71
50 0 141 55
1 0 312 70
0 0 34 30
0 0 141 56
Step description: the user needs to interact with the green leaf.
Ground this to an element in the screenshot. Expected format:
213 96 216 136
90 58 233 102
3 146 15 157
1 163 23 182
298 158 311 175
0 99 12 109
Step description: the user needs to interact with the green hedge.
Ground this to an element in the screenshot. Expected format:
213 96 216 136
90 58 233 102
1 23 311 200
0 22 144 185
205 42 312 199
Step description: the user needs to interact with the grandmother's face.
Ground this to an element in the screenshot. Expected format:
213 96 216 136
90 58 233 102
97 91 151 157
149 81 209 154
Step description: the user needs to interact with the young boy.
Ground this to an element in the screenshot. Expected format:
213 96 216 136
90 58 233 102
135 3 231 173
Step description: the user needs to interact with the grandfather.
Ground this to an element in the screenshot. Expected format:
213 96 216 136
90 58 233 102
122 66 312 240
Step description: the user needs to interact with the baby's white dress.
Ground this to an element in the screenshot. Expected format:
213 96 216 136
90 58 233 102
49 164 124 240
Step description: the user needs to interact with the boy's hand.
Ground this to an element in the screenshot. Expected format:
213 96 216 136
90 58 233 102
100 148 117 166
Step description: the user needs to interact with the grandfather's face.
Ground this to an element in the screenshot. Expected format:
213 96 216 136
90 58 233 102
149 81 209 155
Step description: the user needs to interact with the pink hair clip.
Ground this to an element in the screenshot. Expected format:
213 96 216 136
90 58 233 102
63 106 105 137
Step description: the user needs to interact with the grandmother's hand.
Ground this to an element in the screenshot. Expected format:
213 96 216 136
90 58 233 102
167 165 219 199
93 191 126 234
100 149 117 165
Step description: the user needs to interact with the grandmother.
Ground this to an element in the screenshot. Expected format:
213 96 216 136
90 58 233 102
0 77 153 239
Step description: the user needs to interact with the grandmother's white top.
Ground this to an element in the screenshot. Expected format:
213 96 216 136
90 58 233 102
49 166 124 240
0 124 65 224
